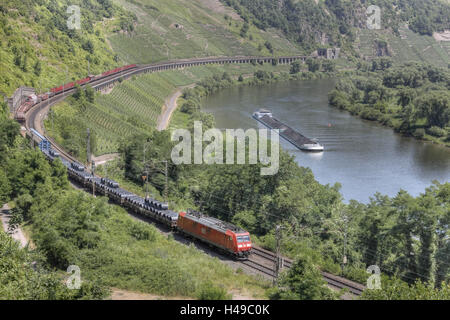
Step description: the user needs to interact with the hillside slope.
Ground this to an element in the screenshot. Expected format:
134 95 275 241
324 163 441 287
108 0 301 63
0 0 136 96
222 0 450 65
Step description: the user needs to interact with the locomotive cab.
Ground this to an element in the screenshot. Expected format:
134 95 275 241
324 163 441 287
235 233 252 258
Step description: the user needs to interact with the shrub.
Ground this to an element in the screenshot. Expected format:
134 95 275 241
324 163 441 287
129 221 155 241
360 108 382 121
427 126 446 138
196 281 231 300
348 103 364 115
413 128 425 139
290 61 301 74
180 100 199 114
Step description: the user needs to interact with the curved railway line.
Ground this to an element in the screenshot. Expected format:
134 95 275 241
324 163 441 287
21 55 365 298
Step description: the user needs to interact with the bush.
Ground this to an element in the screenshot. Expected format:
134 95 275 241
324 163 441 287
348 103 364 115
413 128 425 139
129 221 155 241
196 281 231 300
360 108 382 121
290 61 301 74
180 100 199 114
427 126 446 138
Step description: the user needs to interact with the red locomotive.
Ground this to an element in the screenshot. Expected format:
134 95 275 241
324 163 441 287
177 210 252 259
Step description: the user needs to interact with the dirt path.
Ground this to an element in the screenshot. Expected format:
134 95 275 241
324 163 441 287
91 153 120 166
1 204 29 248
157 84 196 131
110 288 192 300
110 288 256 300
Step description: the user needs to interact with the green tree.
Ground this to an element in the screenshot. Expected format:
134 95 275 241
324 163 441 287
290 61 301 74
33 60 42 76
306 58 321 72
180 100 199 114
362 278 450 300
0 169 11 203
85 85 95 103
415 91 450 128
264 41 273 54
270 255 339 300
322 60 336 72
82 40 94 54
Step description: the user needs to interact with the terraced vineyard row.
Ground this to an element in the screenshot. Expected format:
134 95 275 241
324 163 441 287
356 27 449 68
68 73 176 155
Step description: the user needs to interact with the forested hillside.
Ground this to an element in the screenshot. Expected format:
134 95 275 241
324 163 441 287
0 0 135 96
221 0 450 64
223 0 450 42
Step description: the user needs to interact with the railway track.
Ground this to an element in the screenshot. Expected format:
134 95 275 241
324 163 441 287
250 246 365 296
241 259 276 278
23 54 365 298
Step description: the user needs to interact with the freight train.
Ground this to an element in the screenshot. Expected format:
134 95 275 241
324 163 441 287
15 64 137 122
32 132 252 259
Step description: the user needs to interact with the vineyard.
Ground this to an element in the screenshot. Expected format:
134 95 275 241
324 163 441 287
87 74 176 154
109 0 299 64
356 27 449 68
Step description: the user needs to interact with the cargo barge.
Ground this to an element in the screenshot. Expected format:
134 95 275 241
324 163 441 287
253 109 324 152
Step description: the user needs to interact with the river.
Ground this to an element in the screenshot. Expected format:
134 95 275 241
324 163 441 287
202 78 450 203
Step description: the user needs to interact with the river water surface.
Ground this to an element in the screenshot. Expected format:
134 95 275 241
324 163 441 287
202 79 450 203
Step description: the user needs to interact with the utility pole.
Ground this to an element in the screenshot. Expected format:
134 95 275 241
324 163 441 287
274 225 283 286
145 166 149 199
86 128 91 165
143 143 148 199
163 160 168 202
91 160 96 197
342 215 348 272
63 67 68 97
51 108 54 133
